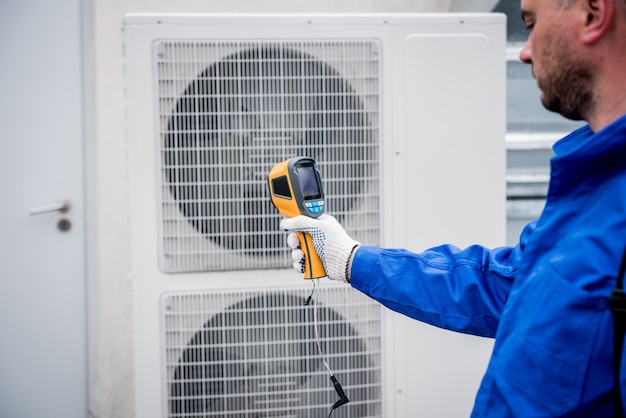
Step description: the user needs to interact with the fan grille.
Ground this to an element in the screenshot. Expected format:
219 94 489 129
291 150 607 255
162 287 383 417
154 40 381 273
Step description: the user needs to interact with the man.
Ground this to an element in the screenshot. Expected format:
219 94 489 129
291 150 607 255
281 0 626 416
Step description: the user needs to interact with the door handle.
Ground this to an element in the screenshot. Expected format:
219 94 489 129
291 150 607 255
29 199 71 215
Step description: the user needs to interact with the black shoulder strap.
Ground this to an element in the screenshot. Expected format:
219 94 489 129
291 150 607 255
610 244 626 418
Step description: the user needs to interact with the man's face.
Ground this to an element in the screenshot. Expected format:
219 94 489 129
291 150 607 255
519 0 594 121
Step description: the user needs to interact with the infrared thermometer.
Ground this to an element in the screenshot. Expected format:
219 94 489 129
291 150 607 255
268 156 326 279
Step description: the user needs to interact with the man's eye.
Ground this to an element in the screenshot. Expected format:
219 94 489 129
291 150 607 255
524 22 534 31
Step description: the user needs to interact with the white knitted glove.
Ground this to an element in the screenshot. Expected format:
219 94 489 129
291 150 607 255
280 214 360 282
286 233 306 274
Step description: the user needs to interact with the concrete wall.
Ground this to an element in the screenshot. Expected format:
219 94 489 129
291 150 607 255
91 1 499 417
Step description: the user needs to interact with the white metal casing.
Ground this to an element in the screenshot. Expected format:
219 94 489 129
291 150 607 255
124 13 506 418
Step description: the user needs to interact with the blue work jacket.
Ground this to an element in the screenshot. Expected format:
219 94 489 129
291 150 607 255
350 114 626 417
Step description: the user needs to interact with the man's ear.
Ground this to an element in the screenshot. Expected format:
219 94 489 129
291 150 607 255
583 0 614 45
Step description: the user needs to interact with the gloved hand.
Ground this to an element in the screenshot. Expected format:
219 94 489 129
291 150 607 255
280 214 360 282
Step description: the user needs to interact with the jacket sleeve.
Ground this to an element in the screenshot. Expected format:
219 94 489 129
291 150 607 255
349 232 526 338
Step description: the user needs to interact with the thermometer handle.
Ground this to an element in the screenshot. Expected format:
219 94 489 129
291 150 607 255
298 231 327 279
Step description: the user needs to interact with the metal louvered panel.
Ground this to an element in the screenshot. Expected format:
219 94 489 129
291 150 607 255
154 40 381 273
162 286 383 417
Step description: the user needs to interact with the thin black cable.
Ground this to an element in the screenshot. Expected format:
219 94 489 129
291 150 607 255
308 279 350 415
304 278 315 306
311 278 333 376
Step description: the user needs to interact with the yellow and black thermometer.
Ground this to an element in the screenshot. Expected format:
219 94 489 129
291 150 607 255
268 156 326 279
269 157 351 412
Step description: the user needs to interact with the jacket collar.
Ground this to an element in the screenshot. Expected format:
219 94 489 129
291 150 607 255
553 113 626 170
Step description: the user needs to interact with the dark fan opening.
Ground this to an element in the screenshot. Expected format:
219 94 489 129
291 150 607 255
163 45 375 255
169 293 381 417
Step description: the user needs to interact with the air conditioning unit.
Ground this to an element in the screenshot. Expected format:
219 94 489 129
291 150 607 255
124 13 505 418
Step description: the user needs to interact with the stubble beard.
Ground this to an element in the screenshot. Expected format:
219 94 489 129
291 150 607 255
536 35 595 122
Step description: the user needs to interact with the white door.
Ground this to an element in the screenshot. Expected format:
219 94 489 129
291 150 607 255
0 0 88 417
